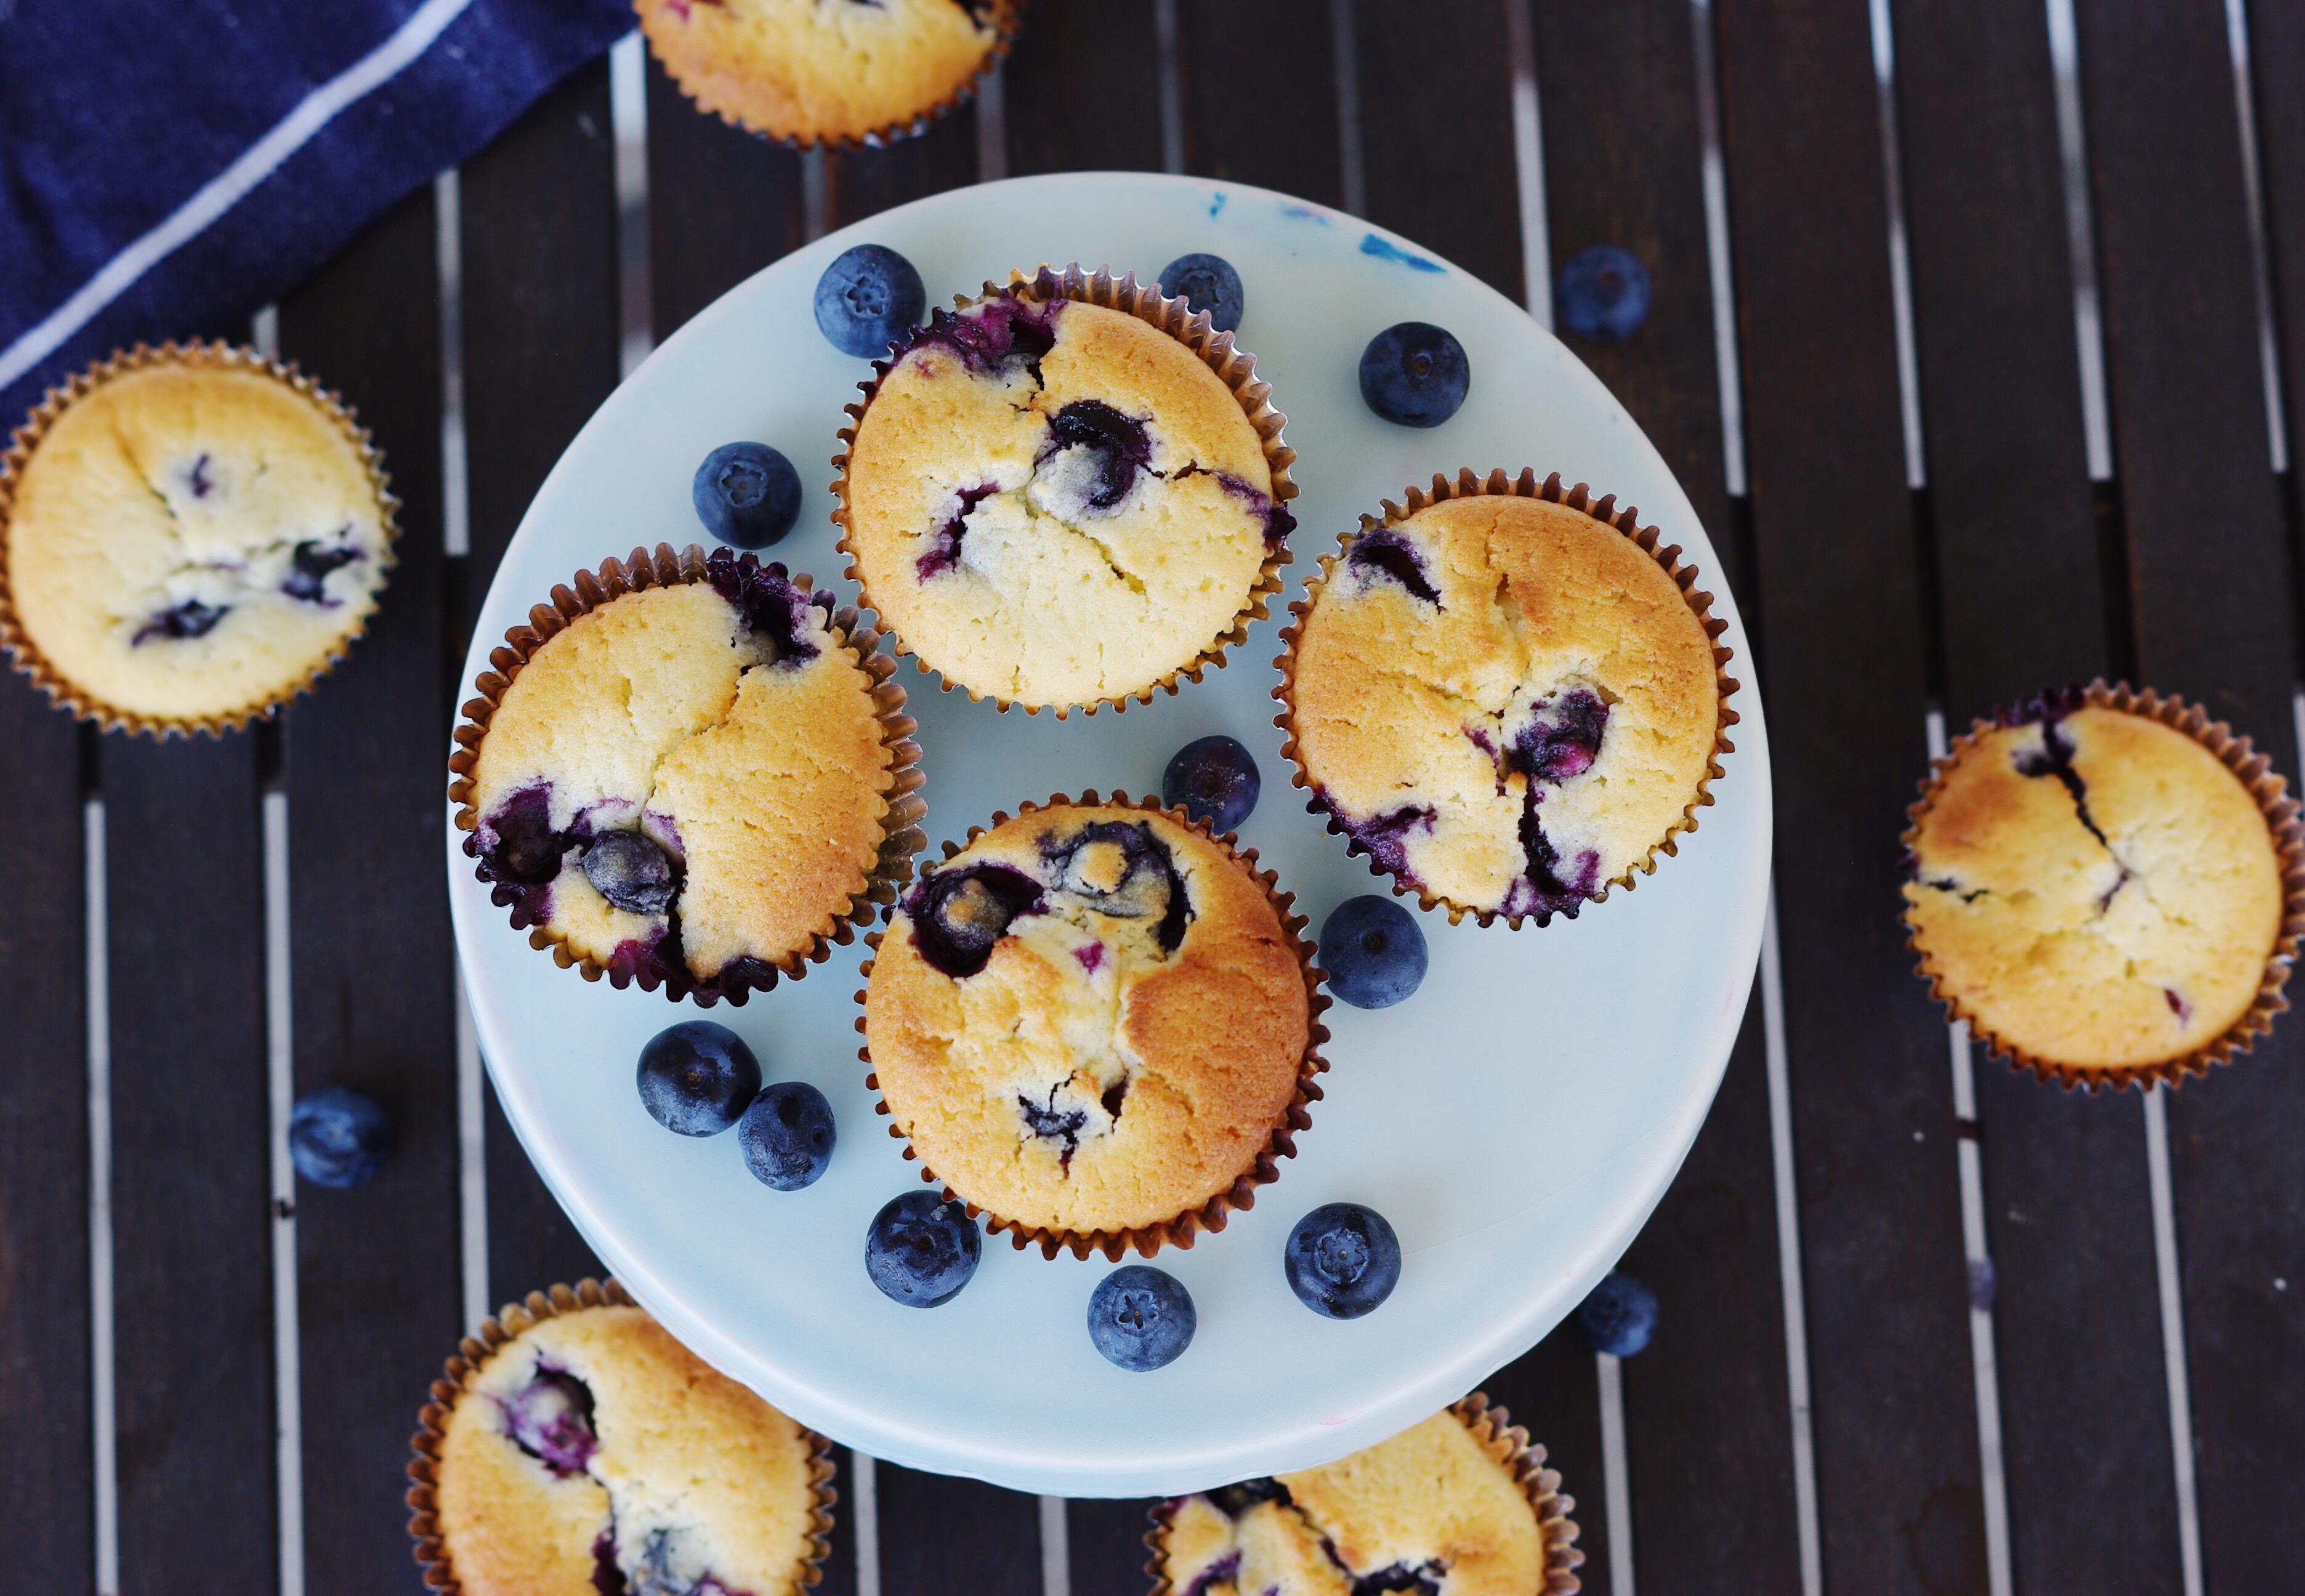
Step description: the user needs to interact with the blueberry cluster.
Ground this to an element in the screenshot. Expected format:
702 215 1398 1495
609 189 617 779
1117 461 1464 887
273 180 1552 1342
635 1021 838 1191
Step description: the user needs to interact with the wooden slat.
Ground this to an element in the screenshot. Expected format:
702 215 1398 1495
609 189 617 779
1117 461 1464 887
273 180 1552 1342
273 188 463 1591
2261 1 2305 496
1890 3 2182 1590
2072 3 2305 1586
0 680 88 1588
104 734 275 1596
1001 10 1163 177
1067 1497 1157 1596
1710 1 1985 1587
878 1464 1041 1596
456 63 623 1302
1176 1 1343 207
825 110 981 230
645 55 809 339
1352 0 1523 296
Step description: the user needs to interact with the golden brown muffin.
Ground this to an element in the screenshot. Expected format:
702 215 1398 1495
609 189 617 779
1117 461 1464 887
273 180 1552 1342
431 1302 822 1596
0 344 393 732
1156 1406 1566 1596
637 0 1015 148
865 799 1318 1252
839 277 1293 714
1284 474 1727 925
1904 693 2289 1073
459 550 912 1003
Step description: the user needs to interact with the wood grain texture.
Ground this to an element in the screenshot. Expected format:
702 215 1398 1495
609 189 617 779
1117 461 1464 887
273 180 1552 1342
1481 1328 1609 1596
1352 0 1523 297
1710 1 1984 1589
0 675 88 1590
645 54 809 340
1068 1497 1159 1596
825 108 981 230
876 1462 1041 1596
1890 3 2181 1590
273 188 464 1591
1177 0 1342 208
103 734 275 1596
1002 9 1163 177
2072 3 2305 1586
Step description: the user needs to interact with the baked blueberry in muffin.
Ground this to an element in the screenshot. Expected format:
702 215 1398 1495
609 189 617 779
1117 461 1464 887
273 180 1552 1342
1284 475 1729 924
1903 687 2291 1076
839 273 1293 713
637 0 1015 148
429 1301 823 1596
460 550 911 1003
864 799 1320 1252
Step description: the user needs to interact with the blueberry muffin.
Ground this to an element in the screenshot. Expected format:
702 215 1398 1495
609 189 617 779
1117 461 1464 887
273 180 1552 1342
863 796 1323 1257
637 0 1017 148
837 266 1294 715
0 343 394 733
1282 471 1732 925
413 1288 828 1596
1903 684 2299 1081
453 546 922 1004
1155 1399 1582 1596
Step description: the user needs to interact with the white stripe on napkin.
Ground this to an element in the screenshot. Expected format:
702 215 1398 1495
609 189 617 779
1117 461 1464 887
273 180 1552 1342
0 0 476 392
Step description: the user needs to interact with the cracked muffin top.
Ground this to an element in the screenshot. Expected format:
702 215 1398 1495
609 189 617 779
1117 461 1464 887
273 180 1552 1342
1159 1409 1544 1596
1288 491 1720 922
3 357 390 726
841 294 1290 711
637 0 1012 147
466 556 897 1002
435 1304 820 1596
865 802 1310 1239
1904 701 2284 1070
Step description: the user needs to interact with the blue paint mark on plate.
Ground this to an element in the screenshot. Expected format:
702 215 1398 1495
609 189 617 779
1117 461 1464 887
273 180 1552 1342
1209 191 1228 218
1280 203 1333 225
1360 234 1445 273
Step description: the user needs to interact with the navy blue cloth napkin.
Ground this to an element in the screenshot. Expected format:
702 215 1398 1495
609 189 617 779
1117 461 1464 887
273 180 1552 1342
1 0 635 427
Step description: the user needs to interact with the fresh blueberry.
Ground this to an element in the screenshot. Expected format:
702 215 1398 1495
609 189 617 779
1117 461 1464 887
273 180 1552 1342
1578 1270 1658 1356
1163 734 1261 833
1319 896 1427 1009
1285 1202 1401 1319
1358 322 1470 428
866 1190 981 1307
1555 245 1652 343
1158 252 1245 334
692 441 802 550
738 1081 837 1190
1088 1265 1197 1371
288 1087 391 1189
132 598 228 645
582 829 679 914
814 243 927 358
636 1022 761 1136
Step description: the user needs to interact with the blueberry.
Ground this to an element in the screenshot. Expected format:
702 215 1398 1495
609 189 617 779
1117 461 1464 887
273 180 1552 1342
1158 252 1245 334
1319 896 1427 1009
582 829 679 914
636 1022 761 1136
1285 1202 1400 1319
1555 245 1652 343
1088 1265 1197 1371
132 599 228 645
738 1081 837 1190
1358 322 1470 428
814 243 927 358
866 1190 981 1307
288 1087 391 1189
1577 1270 1658 1356
1163 734 1261 833
690 441 802 551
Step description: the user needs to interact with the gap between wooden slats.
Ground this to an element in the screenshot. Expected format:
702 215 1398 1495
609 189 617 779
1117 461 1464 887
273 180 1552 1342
85 795 120 1596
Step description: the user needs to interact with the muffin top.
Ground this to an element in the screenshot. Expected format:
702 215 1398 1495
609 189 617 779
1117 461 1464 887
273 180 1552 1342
1290 491 1721 920
435 1304 819 1596
842 294 1290 711
467 557 895 997
1904 702 2285 1070
637 0 1011 145
3 358 390 725
1161 1410 1544 1596
866 803 1310 1238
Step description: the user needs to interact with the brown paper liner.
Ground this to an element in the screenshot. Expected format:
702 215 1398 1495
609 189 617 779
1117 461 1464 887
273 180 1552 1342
855 790 1331 1260
0 339 400 738
1141 1392 1583 1595
638 0 1020 152
1275 469 1740 928
1903 679 2305 1092
447 544 927 1006
406 1278 838 1595
833 262 1298 719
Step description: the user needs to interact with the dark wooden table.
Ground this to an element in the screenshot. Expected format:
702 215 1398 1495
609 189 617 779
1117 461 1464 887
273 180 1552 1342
7 3 2304 1592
